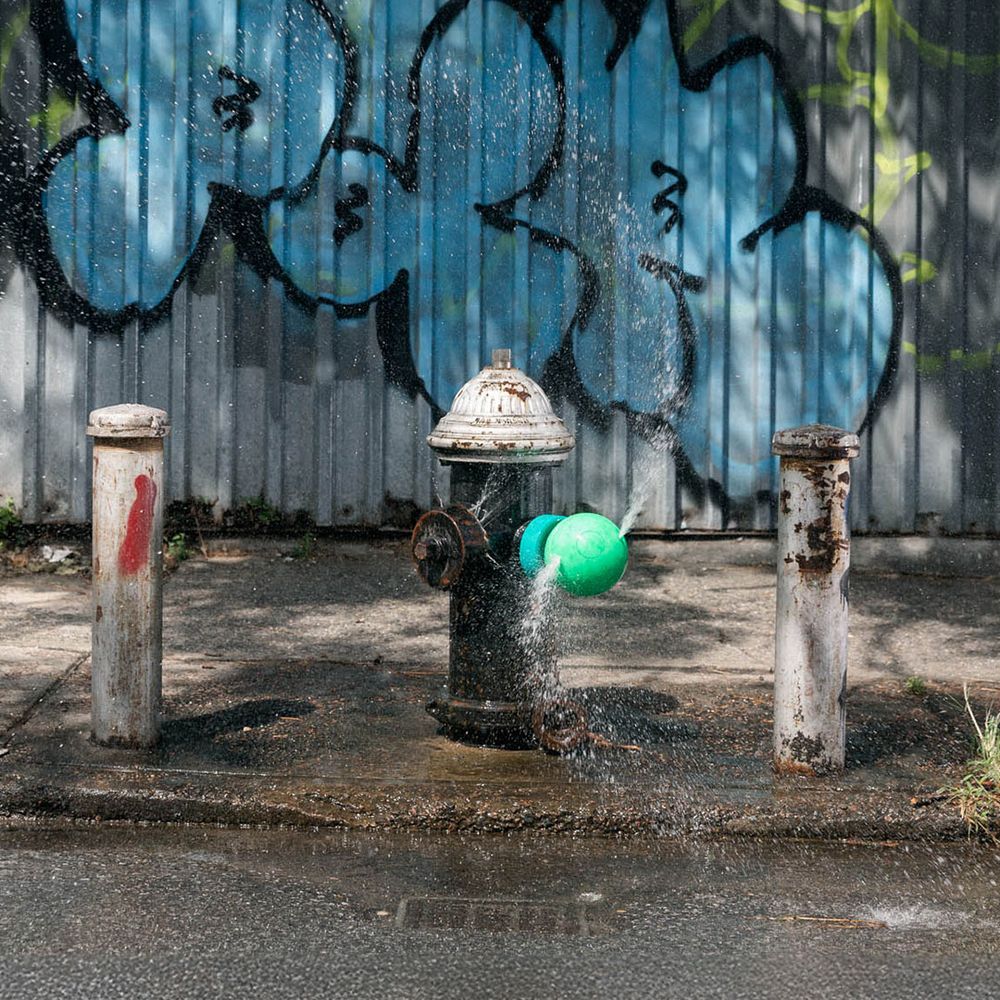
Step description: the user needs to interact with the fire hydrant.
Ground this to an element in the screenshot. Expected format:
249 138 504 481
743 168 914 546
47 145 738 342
412 348 575 748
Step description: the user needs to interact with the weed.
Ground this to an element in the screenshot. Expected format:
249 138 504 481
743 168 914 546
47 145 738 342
226 494 284 532
291 532 316 559
904 675 927 697
164 497 215 556
0 498 25 550
245 494 281 526
942 686 1000 839
165 532 190 562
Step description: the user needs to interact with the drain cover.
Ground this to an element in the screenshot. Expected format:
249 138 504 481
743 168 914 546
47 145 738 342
395 896 610 936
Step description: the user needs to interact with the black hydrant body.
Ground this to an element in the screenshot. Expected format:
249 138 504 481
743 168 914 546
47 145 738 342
412 350 574 748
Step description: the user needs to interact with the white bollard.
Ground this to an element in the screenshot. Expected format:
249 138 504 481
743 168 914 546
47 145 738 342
772 424 859 775
87 404 170 747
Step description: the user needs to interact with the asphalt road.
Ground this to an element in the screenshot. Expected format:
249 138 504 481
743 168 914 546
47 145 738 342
0 825 997 999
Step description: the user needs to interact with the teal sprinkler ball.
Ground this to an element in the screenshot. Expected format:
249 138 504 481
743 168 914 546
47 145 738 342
545 513 628 596
520 512 628 596
518 514 566 577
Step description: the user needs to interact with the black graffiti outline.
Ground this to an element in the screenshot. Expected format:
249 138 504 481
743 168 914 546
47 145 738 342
333 182 370 246
3 0 902 511
7 0 363 335
650 160 686 235
212 65 262 133
661 0 902 440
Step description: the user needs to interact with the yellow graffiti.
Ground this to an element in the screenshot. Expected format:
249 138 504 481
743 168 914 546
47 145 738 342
682 0 732 52
3 5 78 151
901 339 1000 377
898 251 937 286
0 5 30 91
683 0 1000 289
29 89 76 149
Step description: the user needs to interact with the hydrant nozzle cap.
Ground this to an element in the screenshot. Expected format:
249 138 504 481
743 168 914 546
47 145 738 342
87 403 171 439
428 349 574 465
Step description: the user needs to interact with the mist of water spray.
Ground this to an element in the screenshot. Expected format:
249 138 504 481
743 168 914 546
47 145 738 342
606 195 684 538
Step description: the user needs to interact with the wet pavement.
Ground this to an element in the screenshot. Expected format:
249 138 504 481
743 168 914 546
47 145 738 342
0 538 997 837
1 823 998 999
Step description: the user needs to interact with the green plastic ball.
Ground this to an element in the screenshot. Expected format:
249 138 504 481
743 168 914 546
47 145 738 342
543 512 628 597
519 514 566 577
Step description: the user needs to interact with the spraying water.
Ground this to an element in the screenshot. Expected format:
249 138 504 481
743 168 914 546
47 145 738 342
469 466 505 520
520 556 562 705
617 414 677 539
603 195 685 539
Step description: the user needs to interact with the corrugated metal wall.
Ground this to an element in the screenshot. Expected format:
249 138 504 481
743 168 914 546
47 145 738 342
0 0 997 532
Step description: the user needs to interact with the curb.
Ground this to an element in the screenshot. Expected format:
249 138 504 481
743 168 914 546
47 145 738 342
0 766 971 842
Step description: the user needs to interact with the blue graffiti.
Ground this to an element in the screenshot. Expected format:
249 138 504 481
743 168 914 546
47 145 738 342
42 0 352 311
570 20 897 497
28 0 899 504
274 1 897 499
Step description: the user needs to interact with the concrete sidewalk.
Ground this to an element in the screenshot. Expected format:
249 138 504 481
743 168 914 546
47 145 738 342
1 537 997 838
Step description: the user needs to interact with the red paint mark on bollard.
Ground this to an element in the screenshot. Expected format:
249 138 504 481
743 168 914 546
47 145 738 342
118 474 158 575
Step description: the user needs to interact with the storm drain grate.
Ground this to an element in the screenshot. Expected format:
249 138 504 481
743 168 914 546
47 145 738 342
396 896 611 936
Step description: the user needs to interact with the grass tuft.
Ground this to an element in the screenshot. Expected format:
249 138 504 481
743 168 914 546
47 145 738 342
165 532 190 564
942 686 1000 839
0 497 25 550
291 532 316 559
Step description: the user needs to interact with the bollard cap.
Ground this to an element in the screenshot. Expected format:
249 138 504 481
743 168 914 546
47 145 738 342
772 424 859 460
87 404 170 439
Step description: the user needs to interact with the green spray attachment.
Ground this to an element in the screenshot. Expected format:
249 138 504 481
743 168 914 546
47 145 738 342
519 512 628 597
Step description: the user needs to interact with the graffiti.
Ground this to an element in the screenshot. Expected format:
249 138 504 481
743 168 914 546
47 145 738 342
118 474 157 575
685 0 1000 288
902 341 1000 378
0 0 901 508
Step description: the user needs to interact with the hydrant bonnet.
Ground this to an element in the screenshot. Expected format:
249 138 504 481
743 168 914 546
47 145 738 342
427 349 574 464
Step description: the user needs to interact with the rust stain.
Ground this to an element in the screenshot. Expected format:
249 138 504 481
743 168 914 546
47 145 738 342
787 458 835 492
776 731 833 776
501 383 530 402
794 514 848 575
774 757 817 777
480 379 531 402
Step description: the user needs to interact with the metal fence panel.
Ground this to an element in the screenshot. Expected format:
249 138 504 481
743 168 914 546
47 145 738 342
0 1 996 533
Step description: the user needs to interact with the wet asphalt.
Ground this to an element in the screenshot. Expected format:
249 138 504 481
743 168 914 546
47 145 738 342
1 824 998 999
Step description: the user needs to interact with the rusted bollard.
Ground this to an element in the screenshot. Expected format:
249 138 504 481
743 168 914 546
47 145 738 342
772 424 859 775
87 404 170 747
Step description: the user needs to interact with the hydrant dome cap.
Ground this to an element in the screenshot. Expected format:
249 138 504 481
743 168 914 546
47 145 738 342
427 351 574 464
